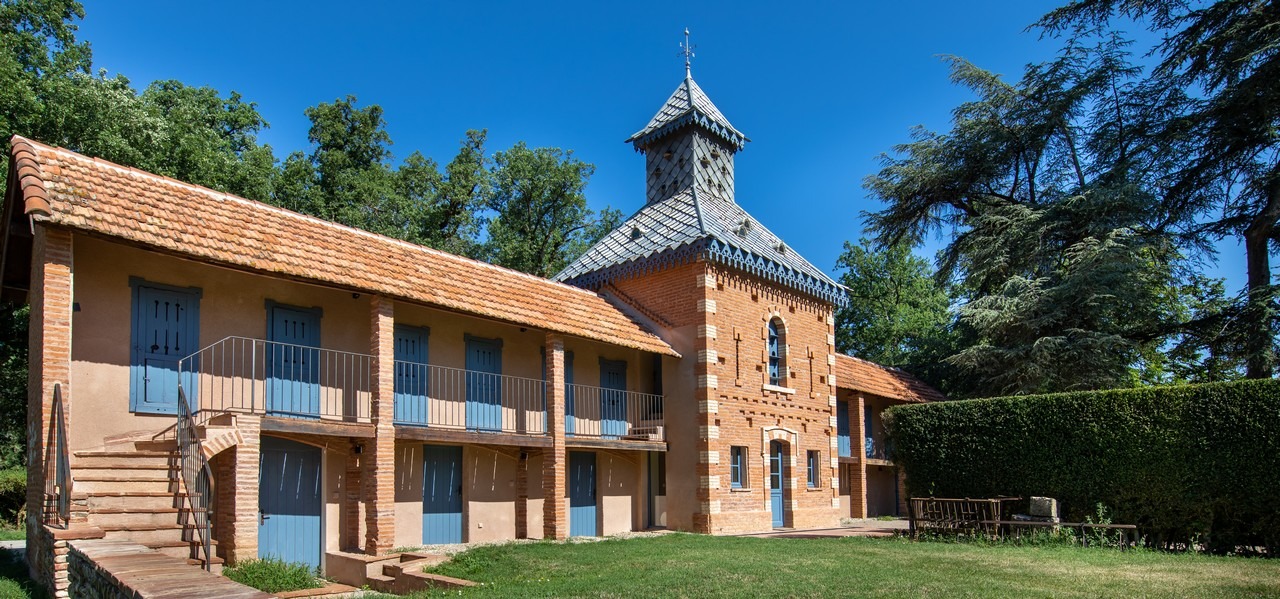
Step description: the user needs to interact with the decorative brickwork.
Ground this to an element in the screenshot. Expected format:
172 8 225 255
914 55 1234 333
364 296 396 554
542 335 567 539
851 395 868 518
223 415 260 564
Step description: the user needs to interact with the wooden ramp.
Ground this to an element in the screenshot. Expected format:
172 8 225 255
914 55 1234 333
69 539 271 599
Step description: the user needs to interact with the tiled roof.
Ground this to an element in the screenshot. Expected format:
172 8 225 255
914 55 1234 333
833 354 946 403
554 187 849 306
6 136 679 357
626 76 747 151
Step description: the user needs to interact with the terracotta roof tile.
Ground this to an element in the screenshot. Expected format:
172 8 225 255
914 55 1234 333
7 136 678 357
834 354 946 403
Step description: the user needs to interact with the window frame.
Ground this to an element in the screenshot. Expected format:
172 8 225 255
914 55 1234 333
806 449 820 488
730 445 748 489
767 319 783 386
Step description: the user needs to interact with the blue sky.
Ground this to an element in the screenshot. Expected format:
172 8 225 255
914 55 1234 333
78 0 1245 290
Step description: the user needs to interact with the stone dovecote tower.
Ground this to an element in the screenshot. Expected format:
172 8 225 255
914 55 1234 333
556 65 848 534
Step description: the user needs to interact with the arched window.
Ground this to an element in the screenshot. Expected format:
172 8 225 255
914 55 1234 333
767 318 784 386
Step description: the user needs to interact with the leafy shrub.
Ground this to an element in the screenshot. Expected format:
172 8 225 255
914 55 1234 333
0 470 24 528
222 558 323 594
885 379 1280 555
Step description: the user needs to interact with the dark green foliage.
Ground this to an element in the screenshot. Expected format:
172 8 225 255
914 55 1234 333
0 468 22 528
0 303 25 469
222 558 322 594
0 547 43 599
885 379 1280 554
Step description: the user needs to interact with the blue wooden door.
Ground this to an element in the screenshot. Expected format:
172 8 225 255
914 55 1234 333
422 445 462 544
131 285 200 414
837 401 850 457
394 326 429 425
267 305 320 417
465 338 502 431
599 360 626 438
569 452 597 537
259 437 322 569
769 441 785 528
864 405 874 458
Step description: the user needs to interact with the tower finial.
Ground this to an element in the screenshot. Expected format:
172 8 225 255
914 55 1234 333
680 28 695 78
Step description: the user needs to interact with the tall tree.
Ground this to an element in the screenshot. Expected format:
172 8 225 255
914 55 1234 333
485 142 606 277
865 36 1208 394
834 238 951 370
401 129 489 257
1039 0 1280 377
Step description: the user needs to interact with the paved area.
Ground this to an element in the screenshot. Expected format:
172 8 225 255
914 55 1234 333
0 540 24 550
739 518 909 539
72 539 271 598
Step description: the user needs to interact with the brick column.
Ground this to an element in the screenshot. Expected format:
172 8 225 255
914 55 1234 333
364 296 396 554
542 335 567 540
26 226 73 593
515 451 528 539
343 444 363 551
851 395 867 519
692 270 717 533
224 414 260 564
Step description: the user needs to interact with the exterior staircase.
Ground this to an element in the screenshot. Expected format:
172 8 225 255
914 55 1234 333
74 440 224 573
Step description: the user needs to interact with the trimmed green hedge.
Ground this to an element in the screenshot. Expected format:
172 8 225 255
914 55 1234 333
0 469 23 528
884 379 1280 554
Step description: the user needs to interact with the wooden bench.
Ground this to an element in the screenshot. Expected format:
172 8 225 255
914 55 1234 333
907 497 1020 539
909 497 1138 548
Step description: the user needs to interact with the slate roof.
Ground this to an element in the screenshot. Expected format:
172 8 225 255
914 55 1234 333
554 187 849 306
626 76 748 151
6 136 679 357
834 354 947 403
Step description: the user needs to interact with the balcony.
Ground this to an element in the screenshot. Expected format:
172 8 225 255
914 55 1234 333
178 336 665 446
179 336 374 433
565 383 664 441
391 361 547 435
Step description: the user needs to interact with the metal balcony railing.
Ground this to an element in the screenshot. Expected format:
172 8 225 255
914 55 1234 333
178 336 373 424
44 383 71 528
392 362 547 435
565 383 664 441
866 439 894 461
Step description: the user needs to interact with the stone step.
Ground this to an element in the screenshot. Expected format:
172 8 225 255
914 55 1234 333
366 573 395 593
147 539 218 560
88 507 186 527
99 523 188 545
73 451 176 469
75 474 177 494
86 491 183 511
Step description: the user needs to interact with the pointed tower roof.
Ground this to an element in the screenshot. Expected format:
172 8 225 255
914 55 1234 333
626 76 748 152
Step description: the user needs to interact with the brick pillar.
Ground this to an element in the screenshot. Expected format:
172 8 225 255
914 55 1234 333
26 225 73 595
343 443 364 551
224 414 260 564
542 335 567 540
515 451 528 539
852 395 867 519
364 296 396 554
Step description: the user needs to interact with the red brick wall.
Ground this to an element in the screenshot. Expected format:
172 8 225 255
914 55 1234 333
700 266 840 532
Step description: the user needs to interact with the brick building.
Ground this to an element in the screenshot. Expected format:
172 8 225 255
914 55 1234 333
3 71 942 594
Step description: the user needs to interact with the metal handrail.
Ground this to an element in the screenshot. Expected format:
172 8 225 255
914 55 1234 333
176 386 213 571
44 383 71 528
564 382 663 440
178 336 374 425
392 361 548 435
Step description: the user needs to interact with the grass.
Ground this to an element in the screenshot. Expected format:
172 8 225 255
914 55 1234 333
222 557 325 594
0 549 43 599
360 533 1280 598
0 529 21 543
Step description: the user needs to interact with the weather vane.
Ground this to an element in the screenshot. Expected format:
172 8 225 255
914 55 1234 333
680 28 695 77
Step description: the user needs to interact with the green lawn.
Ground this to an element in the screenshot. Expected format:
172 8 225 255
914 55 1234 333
0 529 22 542
372 533 1280 598
0 548 43 599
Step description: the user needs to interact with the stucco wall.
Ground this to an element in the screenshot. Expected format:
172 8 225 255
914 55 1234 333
69 235 372 451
